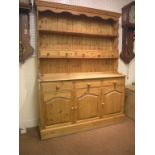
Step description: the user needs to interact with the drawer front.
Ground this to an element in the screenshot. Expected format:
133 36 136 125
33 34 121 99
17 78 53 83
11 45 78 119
75 80 101 89
102 78 125 86
41 81 73 92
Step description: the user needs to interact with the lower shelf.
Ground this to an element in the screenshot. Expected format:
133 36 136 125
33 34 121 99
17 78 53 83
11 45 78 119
39 113 125 139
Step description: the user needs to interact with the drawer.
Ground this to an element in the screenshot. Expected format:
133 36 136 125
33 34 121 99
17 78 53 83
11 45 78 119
75 80 101 89
41 81 73 92
102 78 125 86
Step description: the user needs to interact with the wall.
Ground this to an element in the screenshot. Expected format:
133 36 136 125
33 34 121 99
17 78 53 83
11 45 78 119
19 4 38 128
19 57 38 128
19 0 135 128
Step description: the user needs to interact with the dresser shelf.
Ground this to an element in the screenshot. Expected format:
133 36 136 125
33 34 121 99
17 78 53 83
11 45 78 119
38 29 118 38
39 56 118 59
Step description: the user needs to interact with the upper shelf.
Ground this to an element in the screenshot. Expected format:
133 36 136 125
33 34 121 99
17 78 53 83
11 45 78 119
35 1 121 21
38 29 118 38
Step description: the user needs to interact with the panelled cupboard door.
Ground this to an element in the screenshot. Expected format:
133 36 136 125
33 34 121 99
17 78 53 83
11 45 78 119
75 88 101 122
102 85 124 115
42 90 73 126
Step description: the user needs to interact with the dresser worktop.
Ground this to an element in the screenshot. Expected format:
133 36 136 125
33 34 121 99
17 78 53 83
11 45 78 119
39 72 125 82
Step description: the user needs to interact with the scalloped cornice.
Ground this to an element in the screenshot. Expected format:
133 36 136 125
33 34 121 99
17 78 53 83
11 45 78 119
35 0 121 21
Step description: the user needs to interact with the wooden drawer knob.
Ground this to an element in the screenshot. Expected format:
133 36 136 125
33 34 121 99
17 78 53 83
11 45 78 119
87 83 91 87
56 85 60 90
113 81 117 85
82 54 85 57
66 53 68 57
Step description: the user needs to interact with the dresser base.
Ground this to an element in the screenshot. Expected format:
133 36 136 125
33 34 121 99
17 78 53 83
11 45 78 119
40 113 125 140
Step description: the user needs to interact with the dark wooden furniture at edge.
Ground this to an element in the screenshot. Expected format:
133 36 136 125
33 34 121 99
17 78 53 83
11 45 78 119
19 1 34 63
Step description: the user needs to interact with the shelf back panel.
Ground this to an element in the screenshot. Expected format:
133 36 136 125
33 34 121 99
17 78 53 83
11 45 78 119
40 58 118 74
39 33 114 52
38 11 116 36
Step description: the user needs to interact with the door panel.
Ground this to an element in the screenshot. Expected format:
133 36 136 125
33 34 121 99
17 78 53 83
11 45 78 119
76 88 100 121
102 85 124 115
43 91 72 125
104 90 122 114
43 91 71 102
76 88 100 98
103 85 124 94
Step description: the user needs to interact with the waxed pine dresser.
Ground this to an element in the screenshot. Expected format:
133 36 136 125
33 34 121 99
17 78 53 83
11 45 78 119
35 0 125 139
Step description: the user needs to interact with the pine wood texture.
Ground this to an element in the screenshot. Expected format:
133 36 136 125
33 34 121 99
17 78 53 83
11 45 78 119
35 0 120 21
39 59 118 74
39 72 125 82
40 114 125 139
36 1 125 139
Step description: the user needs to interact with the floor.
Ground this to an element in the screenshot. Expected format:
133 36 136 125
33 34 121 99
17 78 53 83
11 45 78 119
19 118 135 155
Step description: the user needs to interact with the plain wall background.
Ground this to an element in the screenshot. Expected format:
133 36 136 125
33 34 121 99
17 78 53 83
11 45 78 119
19 0 135 128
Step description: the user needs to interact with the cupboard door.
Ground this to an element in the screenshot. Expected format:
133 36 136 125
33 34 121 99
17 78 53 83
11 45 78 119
42 91 73 125
102 85 124 115
76 88 100 121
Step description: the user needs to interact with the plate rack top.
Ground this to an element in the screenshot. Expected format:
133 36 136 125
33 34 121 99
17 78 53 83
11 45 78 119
35 0 121 21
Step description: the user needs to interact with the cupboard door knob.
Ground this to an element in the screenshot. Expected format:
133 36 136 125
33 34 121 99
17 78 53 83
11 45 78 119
66 53 68 57
47 52 50 56
71 107 74 110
